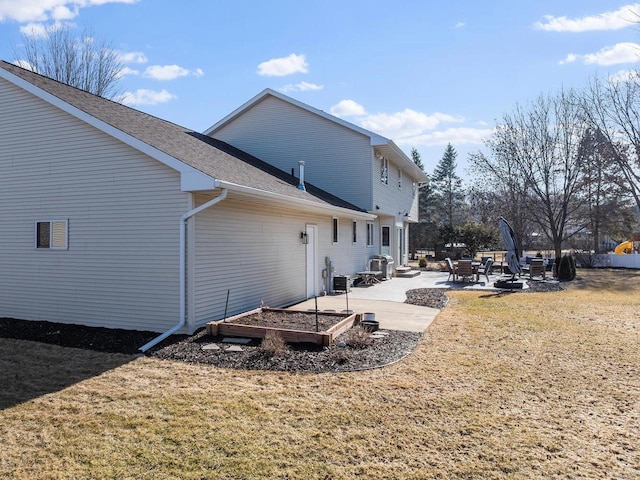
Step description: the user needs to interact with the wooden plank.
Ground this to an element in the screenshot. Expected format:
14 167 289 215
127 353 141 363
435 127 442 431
206 308 358 346
217 323 327 345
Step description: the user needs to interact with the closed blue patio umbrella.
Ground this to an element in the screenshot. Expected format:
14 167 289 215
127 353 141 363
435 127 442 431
498 217 522 279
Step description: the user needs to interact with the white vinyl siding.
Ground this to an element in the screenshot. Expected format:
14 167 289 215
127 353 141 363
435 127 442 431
0 77 187 332
373 155 421 222
211 96 374 211
191 196 371 328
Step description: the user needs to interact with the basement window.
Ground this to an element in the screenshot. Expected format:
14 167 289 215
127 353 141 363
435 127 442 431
36 219 68 249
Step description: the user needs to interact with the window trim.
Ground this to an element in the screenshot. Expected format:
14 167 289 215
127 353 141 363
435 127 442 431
332 217 339 243
35 219 69 250
366 222 374 247
380 156 389 185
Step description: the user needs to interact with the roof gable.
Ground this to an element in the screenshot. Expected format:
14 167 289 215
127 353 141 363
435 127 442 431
0 61 371 217
206 88 429 183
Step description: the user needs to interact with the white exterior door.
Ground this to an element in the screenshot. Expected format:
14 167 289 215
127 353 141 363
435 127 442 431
381 225 391 257
397 226 405 266
305 224 318 298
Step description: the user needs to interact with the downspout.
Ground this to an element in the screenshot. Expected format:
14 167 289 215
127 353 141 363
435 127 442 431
140 186 227 352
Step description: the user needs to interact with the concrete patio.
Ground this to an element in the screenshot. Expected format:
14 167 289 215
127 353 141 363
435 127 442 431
289 270 510 333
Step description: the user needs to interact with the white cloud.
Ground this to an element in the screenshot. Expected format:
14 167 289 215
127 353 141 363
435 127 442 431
121 89 176 106
330 99 367 117
396 127 494 148
281 81 323 92
561 42 640 66
19 22 51 37
608 69 640 83
143 65 204 81
0 0 138 23
359 109 464 139
584 42 640 65
329 100 479 147
117 66 139 78
455 22 465 28
535 3 640 32
257 53 308 77
118 51 148 64
559 53 578 65
12 59 35 70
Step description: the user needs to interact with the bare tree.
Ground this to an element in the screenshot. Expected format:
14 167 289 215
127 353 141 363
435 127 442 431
14 26 123 100
584 73 640 212
576 128 636 252
471 88 589 259
468 149 532 256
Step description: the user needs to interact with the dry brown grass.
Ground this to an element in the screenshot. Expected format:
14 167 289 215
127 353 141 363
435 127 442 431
1 269 639 479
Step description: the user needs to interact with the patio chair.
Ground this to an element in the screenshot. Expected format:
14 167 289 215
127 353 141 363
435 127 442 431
445 257 457 282
529 258 546 279
456 259 474 282
478 258 493 283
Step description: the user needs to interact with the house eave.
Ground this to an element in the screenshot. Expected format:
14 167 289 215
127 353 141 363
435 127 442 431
219 180 376 220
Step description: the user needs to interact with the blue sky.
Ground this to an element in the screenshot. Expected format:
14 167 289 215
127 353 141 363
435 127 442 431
1 1 638 177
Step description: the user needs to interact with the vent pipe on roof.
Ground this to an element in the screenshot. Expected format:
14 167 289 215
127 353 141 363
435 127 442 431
298 161 306 191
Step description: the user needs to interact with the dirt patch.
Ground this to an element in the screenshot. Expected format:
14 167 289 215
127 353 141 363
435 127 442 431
226 309 348 332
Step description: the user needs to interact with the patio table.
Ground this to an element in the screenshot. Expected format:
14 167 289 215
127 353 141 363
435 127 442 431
357 270 383 286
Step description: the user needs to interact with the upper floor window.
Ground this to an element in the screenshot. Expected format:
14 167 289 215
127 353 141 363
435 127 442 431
352 221 357 244
380 156 389 185
36 219 68 249
332 217 339 243
413 181 417 196
398 168 403 189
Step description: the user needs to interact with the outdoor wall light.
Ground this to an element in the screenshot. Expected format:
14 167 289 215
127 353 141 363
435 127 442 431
300 231 309 244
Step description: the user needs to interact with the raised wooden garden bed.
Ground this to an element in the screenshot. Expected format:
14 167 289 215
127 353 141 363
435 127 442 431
206 307 361 346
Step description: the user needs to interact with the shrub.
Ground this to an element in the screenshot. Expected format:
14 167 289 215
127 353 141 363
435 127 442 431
557 254 576 281
260 330 288 356
342 326 373 349
418 257 427 269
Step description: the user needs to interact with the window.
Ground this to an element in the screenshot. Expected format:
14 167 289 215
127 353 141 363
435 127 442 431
36 219 68 249
366 222 374 247
412 181 417 196
381 225 391 256
380 156 389 185
352 221 357 244
398 168 402 189
332 217 339 243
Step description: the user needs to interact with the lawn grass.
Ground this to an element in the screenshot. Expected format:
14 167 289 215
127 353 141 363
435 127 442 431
1 269 639 479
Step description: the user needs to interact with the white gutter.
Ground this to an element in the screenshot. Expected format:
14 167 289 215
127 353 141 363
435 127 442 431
140 186 227 352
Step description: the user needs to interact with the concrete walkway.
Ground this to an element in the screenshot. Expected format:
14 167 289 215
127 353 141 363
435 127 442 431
290 270 502 333
290 270 532 333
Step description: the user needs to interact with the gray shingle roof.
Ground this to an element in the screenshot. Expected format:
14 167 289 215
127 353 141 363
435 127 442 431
0 61 365 212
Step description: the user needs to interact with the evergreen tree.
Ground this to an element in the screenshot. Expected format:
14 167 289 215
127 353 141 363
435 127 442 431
410 147 424 170
431 143 465 229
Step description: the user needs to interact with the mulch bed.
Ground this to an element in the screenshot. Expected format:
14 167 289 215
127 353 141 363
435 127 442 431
0 282 564 372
